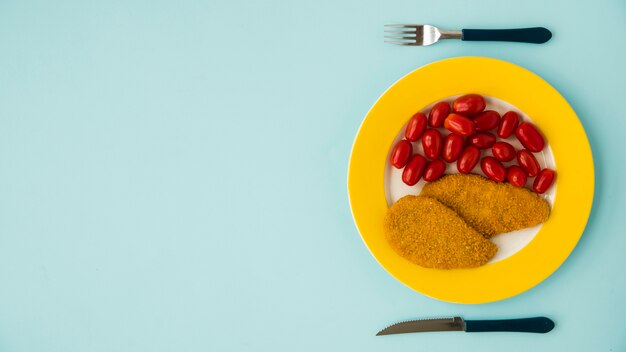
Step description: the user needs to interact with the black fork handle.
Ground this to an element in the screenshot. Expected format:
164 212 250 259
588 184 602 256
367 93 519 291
465 317 555 333
462 27 552 44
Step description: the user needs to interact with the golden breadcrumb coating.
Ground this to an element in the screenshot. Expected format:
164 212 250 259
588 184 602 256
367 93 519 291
420 173 550 238
384 195 497 269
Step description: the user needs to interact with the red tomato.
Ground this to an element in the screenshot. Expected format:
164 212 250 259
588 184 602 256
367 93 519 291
405 112 427 141
517 149 540 177
390 140 413 168
442 134 464 163
491 141 516 162
533 168 556 194
473 110 501 131
457 146 480 174
444 113 475 136
402 154 427 186
469 132 496 149
423 159 446 182
516 122 546 152
428 101 450 128
422 129 442 160
481 156 506 182
497 111 519 138
452 94 486 116
507 165 527 187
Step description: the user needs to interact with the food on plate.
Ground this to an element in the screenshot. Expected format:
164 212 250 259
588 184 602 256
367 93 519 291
517 149 540 177
402 154 427 186
457 145 480 174
444 113 475 136
506 165 528 187
422 129 443 160
515 122 545 152
469 132 496 149
428 101 450 127
420 174 550 238
384 195 497 269
423 159 446 182
491 141 516 162
533 168 556 194
452 94 486 116
405 112 427 141
497 111 520 138
442 134 464 163
473 110 501 131
390 140 413 169
480 156 506 182
384 94 558 270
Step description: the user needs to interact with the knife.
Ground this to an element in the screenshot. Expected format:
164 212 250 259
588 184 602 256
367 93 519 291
376 316 554 335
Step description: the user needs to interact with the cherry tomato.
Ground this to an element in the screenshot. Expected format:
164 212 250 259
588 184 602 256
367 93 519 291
533 168 556 194
444 113 475 136
402 154 427 186
457 145 480 174
516 122 546 152
390 140 413 168
422 129 443 160
473 110 501 131
405 112 427 142
517 149 540 177
423 159 446 182
442 134 464 163
428 101 450 128
481 156 506 182
507 165 527 187
452 94 486 116
491 141 516 162
469 132 496 149
497 111 519 138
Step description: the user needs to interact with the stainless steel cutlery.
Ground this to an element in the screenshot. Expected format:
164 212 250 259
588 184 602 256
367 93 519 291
377 316 555 335
385 25 552 46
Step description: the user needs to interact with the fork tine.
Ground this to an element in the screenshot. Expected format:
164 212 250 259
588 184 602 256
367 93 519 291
384 35 417 40
384 30 418 34
384 41 419 46
384 24 419 28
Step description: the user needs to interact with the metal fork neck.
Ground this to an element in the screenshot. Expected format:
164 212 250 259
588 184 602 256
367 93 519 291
440 30 462 40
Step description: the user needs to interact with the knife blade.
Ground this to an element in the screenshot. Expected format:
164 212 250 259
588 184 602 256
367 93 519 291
376 316 554 335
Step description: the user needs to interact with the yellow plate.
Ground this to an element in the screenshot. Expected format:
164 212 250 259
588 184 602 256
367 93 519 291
347 57 594 304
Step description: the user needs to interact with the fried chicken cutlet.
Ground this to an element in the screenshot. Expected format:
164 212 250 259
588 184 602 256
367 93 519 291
421 173 550 238
384 195 497 269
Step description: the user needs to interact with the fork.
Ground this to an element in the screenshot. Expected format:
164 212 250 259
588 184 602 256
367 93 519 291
385 24 552 46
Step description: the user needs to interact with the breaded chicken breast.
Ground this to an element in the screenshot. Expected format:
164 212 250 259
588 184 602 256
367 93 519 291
421 173 550 238
384 195 497 269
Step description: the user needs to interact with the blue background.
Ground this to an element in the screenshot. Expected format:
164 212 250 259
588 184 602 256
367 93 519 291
0 0 624 351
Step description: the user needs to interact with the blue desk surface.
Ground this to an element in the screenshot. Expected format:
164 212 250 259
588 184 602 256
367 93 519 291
0 0 624 351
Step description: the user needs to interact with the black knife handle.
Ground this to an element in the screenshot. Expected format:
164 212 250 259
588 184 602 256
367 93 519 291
462 27 552 44
465 317 555 333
